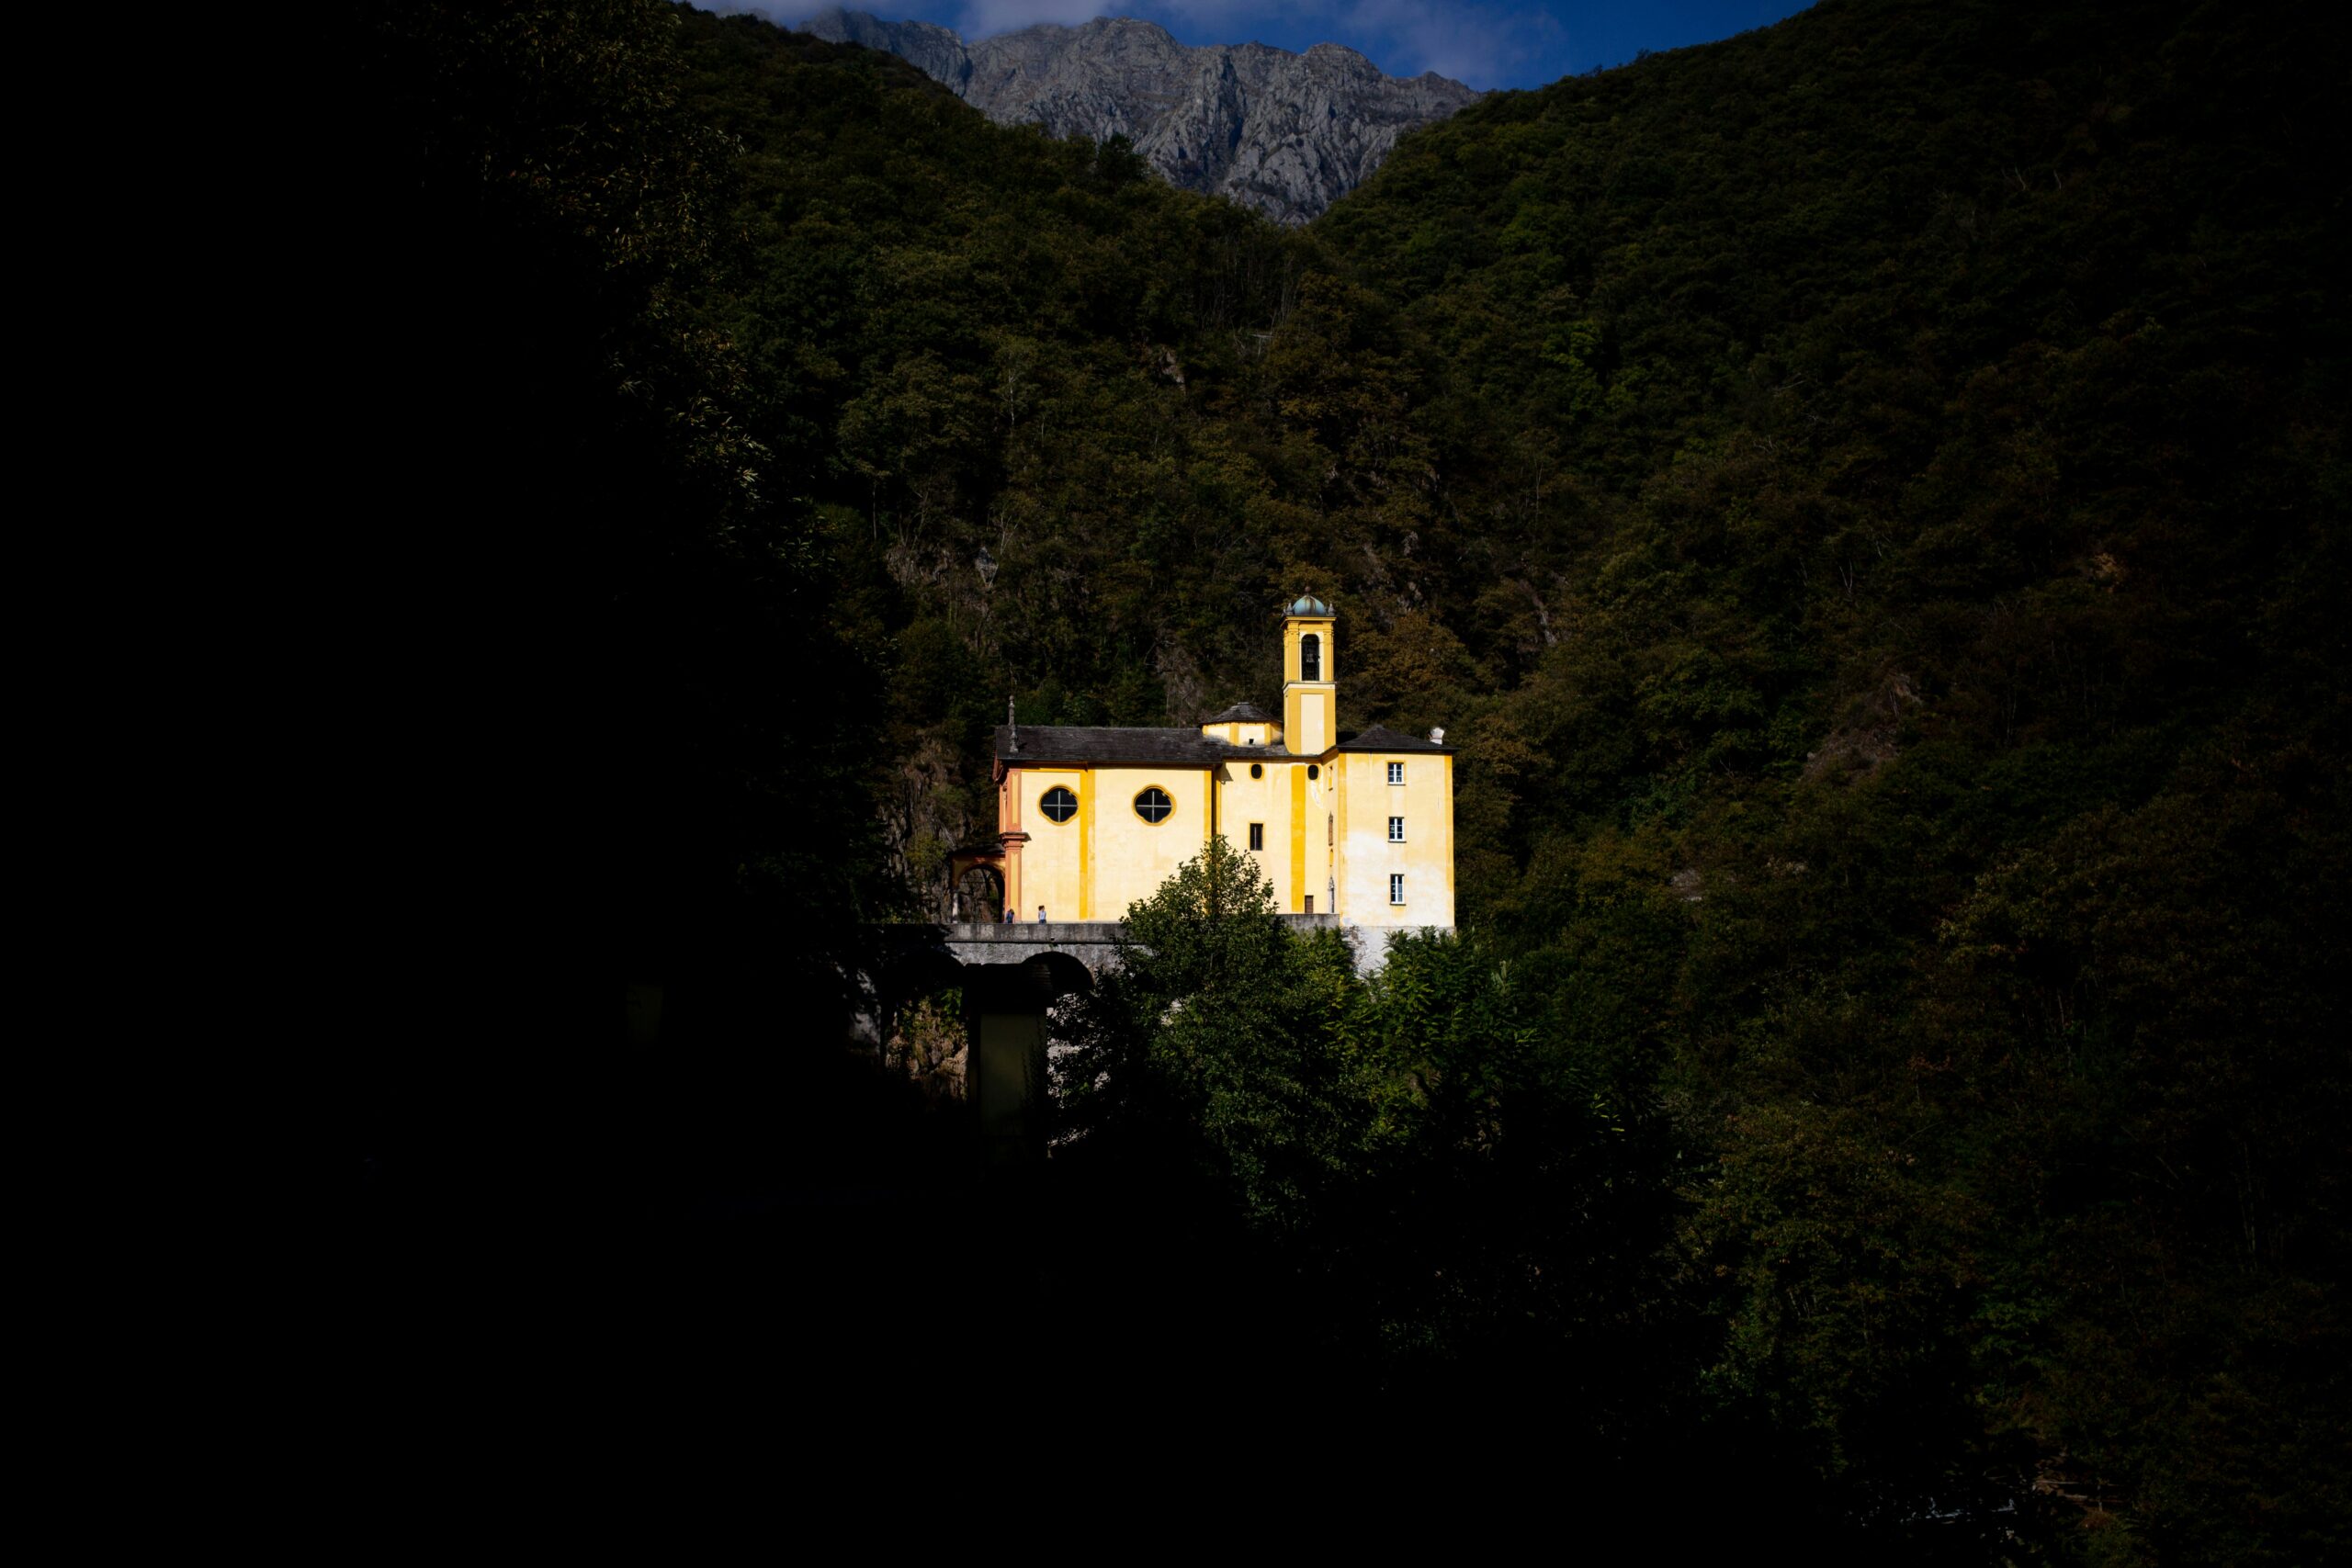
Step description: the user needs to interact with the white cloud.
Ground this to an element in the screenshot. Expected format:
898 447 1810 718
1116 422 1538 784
1147 0 1283 26
1336 0 1506 84
958 0 1115 32
1164 0 1516 86
823 0 1526 87
956 0 1349 47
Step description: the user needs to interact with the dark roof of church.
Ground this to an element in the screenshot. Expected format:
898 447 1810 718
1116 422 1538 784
1204 702 1272 723
1333 724 1453 753
995 721 1452 764
996 726 1272 765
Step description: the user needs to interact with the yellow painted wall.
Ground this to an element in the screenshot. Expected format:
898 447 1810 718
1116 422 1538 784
1321 761 1340 917
1009 767 1085 920
1334 751 1453 930
1288 688 1331 756
1289 761 1307 909
1071 765 1215 920
1200 719 1277 748
1208 757 1340 912
1011 750 1448 927
1217 758 1284 908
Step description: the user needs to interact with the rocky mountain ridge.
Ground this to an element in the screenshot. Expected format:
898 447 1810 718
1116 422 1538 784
798 7 1480 223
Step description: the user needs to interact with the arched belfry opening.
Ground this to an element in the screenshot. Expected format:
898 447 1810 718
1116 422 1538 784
1300 632 1321 682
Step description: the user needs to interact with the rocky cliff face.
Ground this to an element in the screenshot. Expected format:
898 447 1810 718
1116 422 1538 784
799 8 1479 224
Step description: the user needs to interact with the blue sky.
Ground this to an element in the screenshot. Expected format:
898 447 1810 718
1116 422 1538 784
777 2 1815 91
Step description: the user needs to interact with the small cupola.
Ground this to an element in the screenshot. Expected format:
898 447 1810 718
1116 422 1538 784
1201 700 1277 748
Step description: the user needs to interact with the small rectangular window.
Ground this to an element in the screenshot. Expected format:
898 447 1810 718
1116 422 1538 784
1388 816 1405 842
1387 761 1405 784
1248 822 1263 851
1304 895 1314 914
1327 815 1333 845
1389 874 1406 905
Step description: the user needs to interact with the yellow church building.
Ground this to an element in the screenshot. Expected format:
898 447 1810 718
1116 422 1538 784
986 597 1454 946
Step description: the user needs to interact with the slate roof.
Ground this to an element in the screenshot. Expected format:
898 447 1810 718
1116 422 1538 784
995 721 1451 763
996 726 1271 765
1332 723 1454 754
1203 702 1272 723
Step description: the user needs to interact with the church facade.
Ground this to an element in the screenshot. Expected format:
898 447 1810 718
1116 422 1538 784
987 597 1454 934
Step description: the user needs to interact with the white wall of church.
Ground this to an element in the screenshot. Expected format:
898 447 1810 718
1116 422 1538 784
1335 751 1453 930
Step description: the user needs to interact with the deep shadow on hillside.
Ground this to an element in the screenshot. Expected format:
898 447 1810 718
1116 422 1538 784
332 5 2346 1550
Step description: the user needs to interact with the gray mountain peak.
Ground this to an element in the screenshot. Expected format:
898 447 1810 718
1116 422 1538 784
797 7 1480 223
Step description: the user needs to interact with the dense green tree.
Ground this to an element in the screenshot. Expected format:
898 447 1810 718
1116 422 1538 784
1056 836 1357 1228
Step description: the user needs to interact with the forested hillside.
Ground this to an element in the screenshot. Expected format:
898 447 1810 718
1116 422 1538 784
1313 7 2349 1555
349 2 2346 1554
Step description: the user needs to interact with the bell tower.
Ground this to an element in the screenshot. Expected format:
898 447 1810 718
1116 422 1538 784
1281 595 1336 756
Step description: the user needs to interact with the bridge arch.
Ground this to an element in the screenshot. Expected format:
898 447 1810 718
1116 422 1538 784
862 923 1124 1165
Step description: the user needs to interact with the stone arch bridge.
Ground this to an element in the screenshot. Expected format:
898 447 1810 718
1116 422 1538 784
862 917 1354 1162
